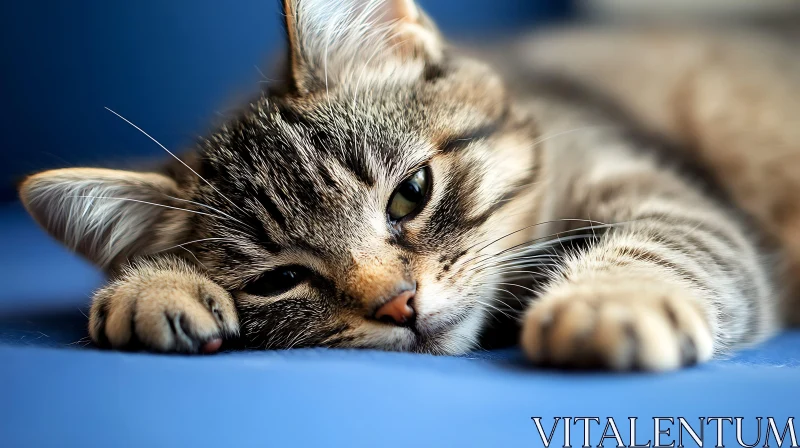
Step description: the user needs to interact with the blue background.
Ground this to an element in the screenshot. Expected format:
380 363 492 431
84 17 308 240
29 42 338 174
0 0 569 201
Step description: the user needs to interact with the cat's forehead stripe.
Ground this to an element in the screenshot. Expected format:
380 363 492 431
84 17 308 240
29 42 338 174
340 150 376 187
437 102 512 154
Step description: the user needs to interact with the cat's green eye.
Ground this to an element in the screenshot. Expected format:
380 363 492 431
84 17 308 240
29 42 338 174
387 167 431 222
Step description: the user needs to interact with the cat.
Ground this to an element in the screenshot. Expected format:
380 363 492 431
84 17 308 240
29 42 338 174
17 0 800 371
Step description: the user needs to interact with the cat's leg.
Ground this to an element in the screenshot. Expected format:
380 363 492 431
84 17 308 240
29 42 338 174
89 256 239 353
521 169 777 371
520 29 800 319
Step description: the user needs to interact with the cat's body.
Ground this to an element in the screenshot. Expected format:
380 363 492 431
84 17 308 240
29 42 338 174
18 1 800 370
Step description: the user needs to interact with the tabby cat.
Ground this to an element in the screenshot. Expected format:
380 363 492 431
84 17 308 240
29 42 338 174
18 0 800 371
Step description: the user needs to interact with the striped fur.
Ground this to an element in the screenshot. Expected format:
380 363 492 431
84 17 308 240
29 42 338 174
17 1 796 370
518 94 776 369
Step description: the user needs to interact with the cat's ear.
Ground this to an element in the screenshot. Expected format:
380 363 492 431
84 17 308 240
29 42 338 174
19 168 188 269
282 0 443 93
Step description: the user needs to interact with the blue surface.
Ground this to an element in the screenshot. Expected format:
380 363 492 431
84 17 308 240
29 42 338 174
2 340 800 447
0 203 102 314
2 201 800 447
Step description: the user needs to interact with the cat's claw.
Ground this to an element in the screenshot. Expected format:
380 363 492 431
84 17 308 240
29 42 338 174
202 338 223 353
89 266 239 354
521 279 715 371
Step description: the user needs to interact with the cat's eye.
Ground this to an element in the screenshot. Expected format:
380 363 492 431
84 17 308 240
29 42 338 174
243 266 310 296
387 167 431 222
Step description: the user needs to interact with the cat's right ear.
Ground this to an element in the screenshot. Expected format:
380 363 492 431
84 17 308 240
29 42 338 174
281 0 443 94
19 168 189 270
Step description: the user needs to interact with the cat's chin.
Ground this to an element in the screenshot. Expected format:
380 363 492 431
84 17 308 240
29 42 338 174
407 306 487 355
346 306 484 355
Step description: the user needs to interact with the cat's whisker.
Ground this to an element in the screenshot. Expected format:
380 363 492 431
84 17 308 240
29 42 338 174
473 299 517 322
176 245 209 270
485 264 561 279
75 196 218 218
465 231 606 273
470 258 559 276
253 64 277 84
487 273 541 284
453 128 607 244
476 282 530 309
471 260 564 281
161 194 252 229
491 271 551 286
459 218 610 267
465 219 633 270
154 237 233 255
471 253 564 274
66 336 91 346
75 195 248 244
475 251 561 267
493 281 540 297
472 263 562 282
484 286 527 310
530 125 611 149
473 295 524 323
103 107 246 215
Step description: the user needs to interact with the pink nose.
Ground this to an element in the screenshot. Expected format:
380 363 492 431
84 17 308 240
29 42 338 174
374 290 416 326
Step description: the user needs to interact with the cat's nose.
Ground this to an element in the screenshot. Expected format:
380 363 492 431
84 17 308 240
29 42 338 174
373 289 416 326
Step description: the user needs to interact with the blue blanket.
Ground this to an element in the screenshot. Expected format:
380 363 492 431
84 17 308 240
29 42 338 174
2 202 799 447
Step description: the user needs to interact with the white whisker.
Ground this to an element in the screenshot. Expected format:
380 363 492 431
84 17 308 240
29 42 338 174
75 196 216 218
104 107 246 214
154 237 232 255
161 194 251 228
176 245 208 269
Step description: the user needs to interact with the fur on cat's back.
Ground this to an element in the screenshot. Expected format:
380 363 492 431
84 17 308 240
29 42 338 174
507 25 800 323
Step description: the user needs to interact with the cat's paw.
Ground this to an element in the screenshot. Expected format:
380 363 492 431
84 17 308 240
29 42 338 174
521 279 714 371
89 264 239 353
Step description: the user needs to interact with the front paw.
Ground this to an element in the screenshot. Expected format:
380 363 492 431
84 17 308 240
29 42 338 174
89 263 239 353
521 279 714 371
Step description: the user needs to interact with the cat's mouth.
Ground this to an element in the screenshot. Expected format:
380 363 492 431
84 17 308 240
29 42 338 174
403 305 481 354
329 302 481 354
415 309 469 336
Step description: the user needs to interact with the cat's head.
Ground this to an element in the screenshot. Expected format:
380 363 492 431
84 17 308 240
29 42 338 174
19 0 543 354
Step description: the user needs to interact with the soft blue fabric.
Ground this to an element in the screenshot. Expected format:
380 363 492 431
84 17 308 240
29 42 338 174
2 202 800 447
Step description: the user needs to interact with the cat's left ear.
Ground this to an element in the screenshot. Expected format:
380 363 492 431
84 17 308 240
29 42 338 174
19 168 188 270
281 0 444 94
